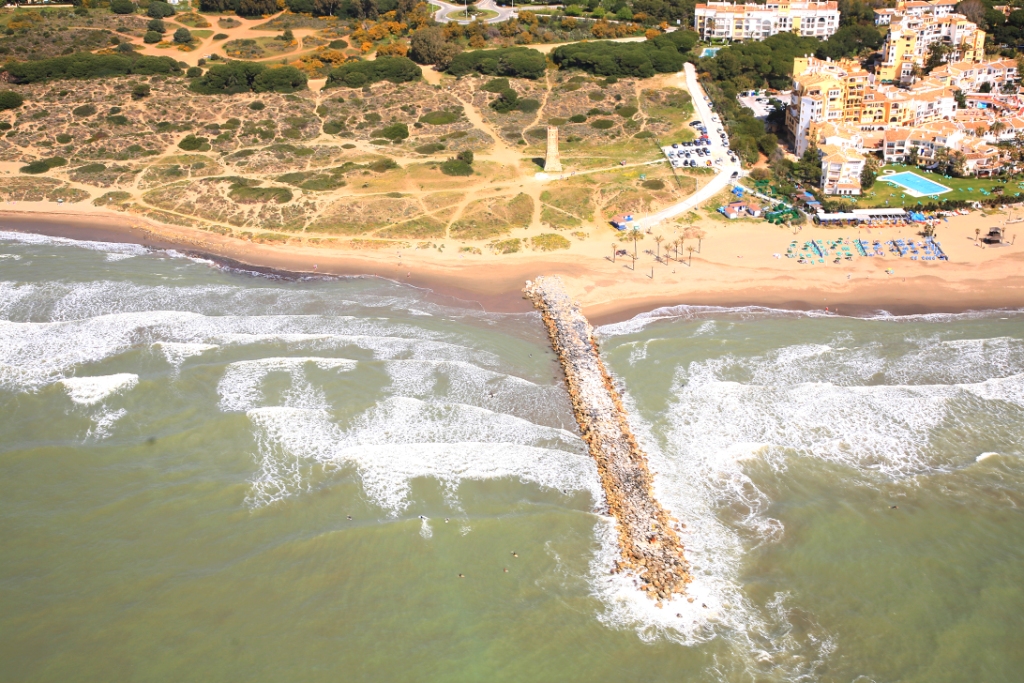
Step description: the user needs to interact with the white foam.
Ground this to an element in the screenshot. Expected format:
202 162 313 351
153 342 218 368
104 253 136 262
0 230 150 257
976 452 1000 462
419 517 433 539
0 254 21 260
60 373 138 405
217 357 357 413
245 403 597 510
90 407 127 440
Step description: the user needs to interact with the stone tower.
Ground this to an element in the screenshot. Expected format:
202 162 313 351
544 126 562 173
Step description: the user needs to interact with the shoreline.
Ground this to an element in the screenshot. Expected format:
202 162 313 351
3 206 1024 325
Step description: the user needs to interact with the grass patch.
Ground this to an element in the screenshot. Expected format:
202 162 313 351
376 216 446 239
489 238 521 254
440 159 473 176
92 190 132 206
530 233 571 251
855 165 1010 208
642 179 665 190
228 182 292 204
590 119 615 130
415 142 446 154
418 110 460 125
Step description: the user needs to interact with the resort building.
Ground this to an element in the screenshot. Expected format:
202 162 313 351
876 8 985 83
874 0 958 25
787 56 962 155
693 1 840 42
819 142 867 196
929 58 1019 92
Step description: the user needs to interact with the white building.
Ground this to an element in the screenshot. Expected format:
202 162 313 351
694 1 840 42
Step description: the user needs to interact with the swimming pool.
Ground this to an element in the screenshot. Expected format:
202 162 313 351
700 47 721 58
882 172 952 197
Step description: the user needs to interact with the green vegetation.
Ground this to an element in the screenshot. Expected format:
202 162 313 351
20 157 67 174
854 165 1007 208
72 104 97 117
489 238 521 254
415 142 446 154
440 159 473 176
173 27 193 44
132 83 151 99
551 31 697 78
228 180 292 204
418 110 461 125
76 163 108 174
111 0 136 14
530 233 571 251
144 31 162 44
190 61 307 94
447 47 546 79
147 1 176 18
178 134 211 151
3 53 180 84
642 179 665 190
0 90 24 111
324 56 421 89
590 119 615 130
373 122 409 141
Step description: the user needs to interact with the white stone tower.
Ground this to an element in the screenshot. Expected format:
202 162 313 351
544 126 562 173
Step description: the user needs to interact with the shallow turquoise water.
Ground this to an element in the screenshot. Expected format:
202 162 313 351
1 230 1022 681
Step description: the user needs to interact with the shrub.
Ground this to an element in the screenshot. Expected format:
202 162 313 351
106 114 129 125
447 47 546 79
173 27 192 44
328 39 348 49
213 33 228 40
147 1 176 18
440 159 472 176
418 110 459 125
568 113 586 123
515 98 540 113
20 157 67 174
642 179 665 190
616 105 638 118
490 238 521 254
132 83 151 99
111 0 136 14
456 149 473 164
369 158 399 172
3 53 180 84
0 90 24 111
590 119 615 129
415 142 445 154
72 103 97 117
56 133 73 144
373 122 409 141
186 66 202 78
249 100 265 110
144 31 162 44
481 77 510 93
236 0 281 16
323 120 344 134
324 56 421 89
148 19 166 33
76 163 107 173
178 134 209 151
530 233 571 251
229 183 292 203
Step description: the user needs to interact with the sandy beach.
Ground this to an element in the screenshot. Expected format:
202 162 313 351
2 201 1023 323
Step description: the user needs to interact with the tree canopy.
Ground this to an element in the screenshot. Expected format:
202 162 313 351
447 46 547 79
551 31 697 78
190 61 308 94
3 52 181 84
324 55 421 88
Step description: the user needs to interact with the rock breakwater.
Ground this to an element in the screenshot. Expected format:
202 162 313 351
523 276 690 602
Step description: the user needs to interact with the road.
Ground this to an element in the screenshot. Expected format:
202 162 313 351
432 0 517 24
639 62 740 230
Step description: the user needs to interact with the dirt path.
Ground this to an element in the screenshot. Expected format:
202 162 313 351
449 91 523 171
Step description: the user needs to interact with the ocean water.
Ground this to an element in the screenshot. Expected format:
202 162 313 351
1 231 1023 682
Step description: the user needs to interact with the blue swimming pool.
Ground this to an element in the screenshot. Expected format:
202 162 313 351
883 172 952 197
700 47 721 58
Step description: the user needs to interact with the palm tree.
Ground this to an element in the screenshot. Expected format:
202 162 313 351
975 227 981 242
686 245 695 266
654 234 664 260
611 242 616 262
695 229 707 253
991 120 1007 138
629 226 643 258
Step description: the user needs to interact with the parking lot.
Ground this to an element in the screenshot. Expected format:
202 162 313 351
661 114 737 170
736 90 789 121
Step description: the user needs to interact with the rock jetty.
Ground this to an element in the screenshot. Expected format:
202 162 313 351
523 276 690 602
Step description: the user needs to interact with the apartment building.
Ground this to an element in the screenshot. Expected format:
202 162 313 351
877 10 985 83
819 142 867 195
785 56 871 154
874 0 958 25
929 58 1019 92
693 1 840 42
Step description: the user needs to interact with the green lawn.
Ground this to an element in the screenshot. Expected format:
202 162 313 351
853 165 1015 208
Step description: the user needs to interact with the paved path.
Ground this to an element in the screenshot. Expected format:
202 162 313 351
433 0 516 24
638 62 740 229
